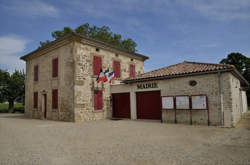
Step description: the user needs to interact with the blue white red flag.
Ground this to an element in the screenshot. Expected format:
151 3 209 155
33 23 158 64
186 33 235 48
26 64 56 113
96 69 104 83
103 68 109 82
108 72 115 83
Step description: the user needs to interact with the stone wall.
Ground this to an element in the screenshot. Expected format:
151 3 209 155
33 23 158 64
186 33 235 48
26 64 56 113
111 72 241 126
24 42 75 121
73 42 145 122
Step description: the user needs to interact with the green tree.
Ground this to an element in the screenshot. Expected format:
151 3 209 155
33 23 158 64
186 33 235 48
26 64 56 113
40 23 137 52
0 70 25 112
220 52 250 102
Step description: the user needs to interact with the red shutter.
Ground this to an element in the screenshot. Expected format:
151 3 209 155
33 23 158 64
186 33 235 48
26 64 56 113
130 64 135 77
52 89 58 109
113 61 120 78
34 65 38 81
93 56 102 75
94 90 103 110
34 92 38 108
52 58 58 77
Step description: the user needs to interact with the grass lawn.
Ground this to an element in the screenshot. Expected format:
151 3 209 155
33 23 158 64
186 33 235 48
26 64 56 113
0 103 24 113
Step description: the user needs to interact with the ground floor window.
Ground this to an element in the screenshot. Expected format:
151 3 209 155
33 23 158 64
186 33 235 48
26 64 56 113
52 89 58 109
34 92 38 108
94 90 103 110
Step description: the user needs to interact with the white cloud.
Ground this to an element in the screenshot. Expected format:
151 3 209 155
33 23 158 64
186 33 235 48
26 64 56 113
2 0 59 18
178 0 250 21
0 35 28 72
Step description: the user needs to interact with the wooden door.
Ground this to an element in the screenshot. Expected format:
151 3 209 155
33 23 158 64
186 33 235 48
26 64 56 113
136 91 162 120
112 93 131 118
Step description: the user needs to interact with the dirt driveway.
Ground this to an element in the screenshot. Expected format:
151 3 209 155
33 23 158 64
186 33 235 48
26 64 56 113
0 113 250 165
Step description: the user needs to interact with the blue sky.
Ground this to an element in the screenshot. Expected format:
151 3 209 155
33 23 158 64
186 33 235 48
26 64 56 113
0 0 250 72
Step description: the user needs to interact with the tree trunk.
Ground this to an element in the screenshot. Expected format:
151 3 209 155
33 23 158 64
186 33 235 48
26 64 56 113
8 100 14 113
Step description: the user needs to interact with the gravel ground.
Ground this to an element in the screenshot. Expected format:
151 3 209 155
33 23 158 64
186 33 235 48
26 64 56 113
0 113 250 165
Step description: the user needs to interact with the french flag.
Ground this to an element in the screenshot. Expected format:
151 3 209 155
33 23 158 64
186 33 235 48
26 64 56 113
96 69 104 83
108 72 115 83
103 68 109 82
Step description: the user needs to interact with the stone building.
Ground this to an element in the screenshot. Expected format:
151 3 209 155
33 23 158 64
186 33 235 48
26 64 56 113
21 33 148 122
111 61 249 127
21 33 249 127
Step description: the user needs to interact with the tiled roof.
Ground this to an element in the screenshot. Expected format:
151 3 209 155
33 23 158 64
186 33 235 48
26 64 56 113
124 61 235 82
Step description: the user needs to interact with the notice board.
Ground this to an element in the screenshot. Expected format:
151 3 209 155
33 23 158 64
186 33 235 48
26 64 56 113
162 96 174 109
176 96 189 109
191 95 207 109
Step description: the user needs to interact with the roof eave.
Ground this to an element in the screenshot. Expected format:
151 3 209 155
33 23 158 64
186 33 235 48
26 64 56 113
123 68 235 84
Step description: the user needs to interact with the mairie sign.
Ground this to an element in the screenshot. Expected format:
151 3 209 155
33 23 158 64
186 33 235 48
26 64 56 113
137 83 158 89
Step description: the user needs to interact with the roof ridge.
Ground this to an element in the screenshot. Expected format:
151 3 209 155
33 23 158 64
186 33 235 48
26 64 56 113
184 61 234 68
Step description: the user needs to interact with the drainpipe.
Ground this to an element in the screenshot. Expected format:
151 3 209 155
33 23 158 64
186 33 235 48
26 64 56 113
218 71 224 126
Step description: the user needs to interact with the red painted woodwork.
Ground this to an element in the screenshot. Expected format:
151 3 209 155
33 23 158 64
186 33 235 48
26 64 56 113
44 94 47 119
94 90 103 110
52 89 58 109
52 58 58 77
136 91 162 120
113 61 120 78
112 93 130 118
34 92 38 108
93 56 102 75
130 64 135 77
34 65 38 81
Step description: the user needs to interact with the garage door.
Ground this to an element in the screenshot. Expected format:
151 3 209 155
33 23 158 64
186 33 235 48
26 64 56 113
112 93 131 118
136 91 162 120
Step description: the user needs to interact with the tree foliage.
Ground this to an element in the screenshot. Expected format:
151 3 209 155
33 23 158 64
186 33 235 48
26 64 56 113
220 52 250 103
40 23 137 52
220 52 250 82
0 69 25 112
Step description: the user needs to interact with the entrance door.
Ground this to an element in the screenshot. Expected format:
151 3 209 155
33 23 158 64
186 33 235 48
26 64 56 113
112 93 131 118
136 91 162 120
43 94 47 119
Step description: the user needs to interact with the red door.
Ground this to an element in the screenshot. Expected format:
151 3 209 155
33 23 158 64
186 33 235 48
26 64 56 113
112 93 131 118
136 91 162 120
44 94 47 119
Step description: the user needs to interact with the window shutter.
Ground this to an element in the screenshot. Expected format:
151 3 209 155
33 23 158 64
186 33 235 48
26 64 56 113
94 90 103 110
93 56 102 75
52 58 58 77
130 64 135 77
114 61 120 78
34 92 38 108
34 65 38 81
52 89 58 109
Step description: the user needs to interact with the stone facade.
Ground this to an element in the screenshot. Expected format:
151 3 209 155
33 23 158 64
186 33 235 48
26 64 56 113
22 35 146 122
110 72 248 127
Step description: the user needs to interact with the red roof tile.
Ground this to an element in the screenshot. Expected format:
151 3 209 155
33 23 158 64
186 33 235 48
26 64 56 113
125 61 235 82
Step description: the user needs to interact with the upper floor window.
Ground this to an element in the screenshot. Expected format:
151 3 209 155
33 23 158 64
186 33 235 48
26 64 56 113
130 64 135 77
94 90 103 110
52 89 58 109
34 65 39 81
113 61 120 78
93 56 102 76
34 92 38 108
52 58 58 78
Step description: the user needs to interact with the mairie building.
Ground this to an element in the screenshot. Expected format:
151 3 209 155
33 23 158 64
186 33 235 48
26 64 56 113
21 33 249 127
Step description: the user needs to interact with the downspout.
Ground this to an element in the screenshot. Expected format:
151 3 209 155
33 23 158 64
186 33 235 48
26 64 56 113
218 71 224 126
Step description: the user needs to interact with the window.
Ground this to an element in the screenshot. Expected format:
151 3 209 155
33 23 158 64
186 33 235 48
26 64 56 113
34 92 38 108
130 64 135 77
94 90 103 110
113 61 120 78
52 89 58 109
34 65 38 81
52 58 58 77
93 56 102 75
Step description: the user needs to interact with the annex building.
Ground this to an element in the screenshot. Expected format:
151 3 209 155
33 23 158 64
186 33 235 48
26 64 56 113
21 33 249 127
